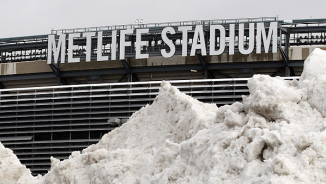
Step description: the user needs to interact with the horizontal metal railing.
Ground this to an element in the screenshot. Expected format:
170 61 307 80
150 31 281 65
0 77 299 174
51 17 278 34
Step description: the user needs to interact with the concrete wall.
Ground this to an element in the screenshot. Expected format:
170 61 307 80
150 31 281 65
289 46 326 60
0 61 51 75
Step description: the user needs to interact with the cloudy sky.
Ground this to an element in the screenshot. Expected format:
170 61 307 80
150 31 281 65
1 0 325 38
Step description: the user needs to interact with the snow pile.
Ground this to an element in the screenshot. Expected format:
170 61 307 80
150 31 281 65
39 81 219 184
300 48 326 82
0 143 36 184
300 48 326 117
2 48 326 183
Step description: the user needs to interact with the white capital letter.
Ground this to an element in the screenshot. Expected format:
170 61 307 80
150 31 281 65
178 26 192 56
68 33 81 63
47 34 66 64
120 29 133 60
229 24 235 55
111 30 117 60
83 32 95 62
190 25 207 56
161 27 176 58
239 23 255 55
256 22 278 53
210 25 225 55
97 31 109 61
135 29 149 59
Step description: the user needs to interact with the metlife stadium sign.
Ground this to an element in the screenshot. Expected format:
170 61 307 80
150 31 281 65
47 22 278 64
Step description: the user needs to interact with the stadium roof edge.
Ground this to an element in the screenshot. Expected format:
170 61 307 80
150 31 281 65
2 17 326 41
0 34 48 42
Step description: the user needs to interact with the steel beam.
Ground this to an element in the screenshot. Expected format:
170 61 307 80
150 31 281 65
278 46 295 76
83 76 104 84
0 61 303 82
271 68 283 77
197 54 215 79
233 68 255 78
198 56 232 78
288 26 326 33
0 73 55 81
0 42 48 51
49 64 69 85
118 73 128 82
0 81 5 89
120 59 139 82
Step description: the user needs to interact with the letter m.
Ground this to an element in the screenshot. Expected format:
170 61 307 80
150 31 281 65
47 34 66 64
256 22 278 53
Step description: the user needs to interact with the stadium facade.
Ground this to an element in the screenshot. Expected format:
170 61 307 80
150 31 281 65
0 17 325 173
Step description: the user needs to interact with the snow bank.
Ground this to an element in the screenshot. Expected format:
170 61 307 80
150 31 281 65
2 48 326 183
0 142 36 184
300 48 326 82
300 48 326 117
38 81 218 184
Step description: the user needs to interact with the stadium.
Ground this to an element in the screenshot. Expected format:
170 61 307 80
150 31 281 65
0 17 325 174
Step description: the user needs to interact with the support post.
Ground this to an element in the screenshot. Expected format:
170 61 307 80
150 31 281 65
49 64 69 85
0 81 5 89
120 59 140 82
278 46 295 76
197 54 215 79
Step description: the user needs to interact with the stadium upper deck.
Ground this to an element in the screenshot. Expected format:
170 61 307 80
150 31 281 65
0 17 325 88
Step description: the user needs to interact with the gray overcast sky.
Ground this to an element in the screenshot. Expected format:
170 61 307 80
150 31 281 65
1 0 325 38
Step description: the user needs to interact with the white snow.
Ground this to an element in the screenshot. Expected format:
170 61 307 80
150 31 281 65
300 48 326 82
0 143 37 184
2 48 326 183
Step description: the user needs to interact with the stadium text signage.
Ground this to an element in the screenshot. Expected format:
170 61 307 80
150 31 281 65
47 22 278 64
